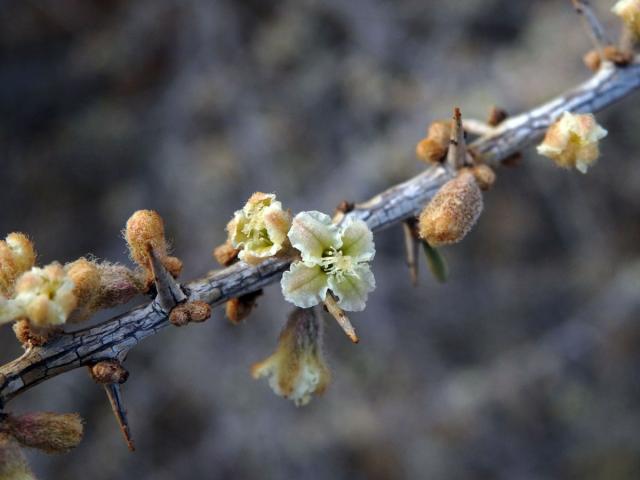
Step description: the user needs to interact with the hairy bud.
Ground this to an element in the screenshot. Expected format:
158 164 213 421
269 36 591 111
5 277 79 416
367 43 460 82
416 120 451 164
213 241 240 267
6 412 83 454
0 233 36 297
418 169 484 246
89 360 129 384
124 210 182 279
471 164 496 191
225 290 263 324
169 301 212 326
65 258 101 321
0 433 36 480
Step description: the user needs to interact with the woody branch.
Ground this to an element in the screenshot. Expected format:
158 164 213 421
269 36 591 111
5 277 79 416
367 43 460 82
1 55 638 407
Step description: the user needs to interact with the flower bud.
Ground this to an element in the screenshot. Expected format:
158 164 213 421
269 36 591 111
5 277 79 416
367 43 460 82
124 210 182 279
225 290 262 324
89 360 129 384
0 233 36 297
0 433 36 480
613 0 640 40
471 164 496 191
6 412 83 454
213 241 240 267
416 120 451 164
418 169 483 246
251 308 330 406
169 301 212 326
536 112 607 173
65 258 101 321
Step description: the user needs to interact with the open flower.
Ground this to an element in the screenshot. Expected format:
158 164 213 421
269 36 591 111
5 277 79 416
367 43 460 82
281 211 375 311
0 263 77 327
228 192 292 265
613 0 640 39
536 112 607 173
251 308 330 406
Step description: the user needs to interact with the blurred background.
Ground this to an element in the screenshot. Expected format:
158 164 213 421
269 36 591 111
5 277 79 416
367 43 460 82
1 0 640 478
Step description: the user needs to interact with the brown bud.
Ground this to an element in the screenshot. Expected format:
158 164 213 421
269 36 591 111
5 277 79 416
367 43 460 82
416 120 451 164
583 46 633 71
13 319 61 347
471 164 496 191
487 106 508 127
0 432 36 479
225 290 263 324
169 301 212 326
6 412 83 454
213 241 240 267
124 210 182 280
418 169 483 246
89 360 129 384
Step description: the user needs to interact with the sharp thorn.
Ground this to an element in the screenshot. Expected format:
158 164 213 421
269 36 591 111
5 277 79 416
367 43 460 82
104 383 135 452
148 246 186 311
402 220 419 287
323 295 359 344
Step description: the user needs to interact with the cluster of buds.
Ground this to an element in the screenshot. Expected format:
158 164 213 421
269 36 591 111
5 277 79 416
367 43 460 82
252 308 330 406
536 112 607 173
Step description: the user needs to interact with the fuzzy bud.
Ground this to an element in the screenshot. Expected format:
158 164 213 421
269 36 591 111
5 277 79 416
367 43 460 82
89 360 129 384
64 258 101 321
0 233 36 297
124 210 182 279
583 46 633 71
169 301 212 326
6 412 83 454
225 290 263 324
418 169 484 246
0 433 36 480
613 0 640 40
416 120 451 164
471 164 496 191
213 241 239 267
12 319 61 347
536 112 607 173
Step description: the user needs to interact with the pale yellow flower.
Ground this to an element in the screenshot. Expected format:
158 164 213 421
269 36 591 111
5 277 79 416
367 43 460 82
228 192 292 265
536 112 607 173
0 263 77 327
281 211 376 311
251 308 330 406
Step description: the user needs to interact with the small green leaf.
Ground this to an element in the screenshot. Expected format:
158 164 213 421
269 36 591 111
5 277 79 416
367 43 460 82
421 241 448 283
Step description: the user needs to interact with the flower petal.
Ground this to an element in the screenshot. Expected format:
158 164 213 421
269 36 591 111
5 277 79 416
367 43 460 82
263 203 291 250
339 218 375 262
288 211 341 264
327 265 376 312
281 262 329 308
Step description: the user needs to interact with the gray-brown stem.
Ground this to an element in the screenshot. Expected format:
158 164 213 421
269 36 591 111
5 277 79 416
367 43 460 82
0 58 639 407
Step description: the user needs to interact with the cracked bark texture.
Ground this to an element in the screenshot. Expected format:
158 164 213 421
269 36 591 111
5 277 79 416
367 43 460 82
1 58 639 408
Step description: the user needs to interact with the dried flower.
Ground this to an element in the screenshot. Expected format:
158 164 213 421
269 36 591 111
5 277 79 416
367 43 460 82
228 192 292 265
536 112 607 173
0 233 36 297
281 211 376 311
0 263 77 327
613 0 640 39
416 120 451 164
125 210 182 279
418 169 484 246
6 412 83 454
251 308 330 406
0 433 35 480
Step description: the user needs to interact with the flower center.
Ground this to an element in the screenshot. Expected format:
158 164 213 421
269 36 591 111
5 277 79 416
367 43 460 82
320 247 358 281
